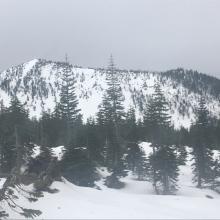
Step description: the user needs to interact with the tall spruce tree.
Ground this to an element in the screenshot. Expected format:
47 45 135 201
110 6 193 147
98 56 125 166
97 56 126 188
58 62 80 146
190 97 215 187
144 83 180 194
144 83 171 147
58 61 98 187
7 97 35 176
0 97 30 173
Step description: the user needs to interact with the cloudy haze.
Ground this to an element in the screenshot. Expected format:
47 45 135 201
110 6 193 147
0 0 220 77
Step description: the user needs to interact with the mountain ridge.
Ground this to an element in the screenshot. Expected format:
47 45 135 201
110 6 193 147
0 58 220 129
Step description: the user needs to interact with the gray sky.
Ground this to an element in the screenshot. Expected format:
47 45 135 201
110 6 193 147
0 0 220 78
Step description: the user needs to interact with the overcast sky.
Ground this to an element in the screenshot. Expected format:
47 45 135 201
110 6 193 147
0 0 220 78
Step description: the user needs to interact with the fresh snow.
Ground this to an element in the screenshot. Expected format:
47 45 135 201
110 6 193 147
0 178 6 189
139 142 153 155
31 144 41 158
3 143 220 219
51 146 65 161
6 174 220 219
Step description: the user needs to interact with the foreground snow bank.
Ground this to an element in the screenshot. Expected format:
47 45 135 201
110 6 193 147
6 174 220 219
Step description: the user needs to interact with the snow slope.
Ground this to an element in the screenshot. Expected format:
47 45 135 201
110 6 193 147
4 144 220 219
0 59 220 129
6 173 220 219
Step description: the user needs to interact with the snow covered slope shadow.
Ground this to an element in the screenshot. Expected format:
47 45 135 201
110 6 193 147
6 145 220 219
0 59 220 129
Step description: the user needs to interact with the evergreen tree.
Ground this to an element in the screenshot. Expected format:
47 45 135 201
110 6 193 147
98 56 125 166
0 97 30 173
0 98 42 218
58 62 80 146
124 107 148 179
126 143 148 180
97 56 126 187
61 147 99 187
144 97 157 143
149 145 179 194
190 97 215 187
144 83 171 147
124 107 139 142
86 117 102 163
57 62 98 187
106 55 125 124
144 83 179 194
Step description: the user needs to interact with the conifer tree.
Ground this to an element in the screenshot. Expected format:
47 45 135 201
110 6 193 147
0 97 30 173
144 97 157 144
97 94 114 165
9 97 28 118
58 62 80 146
124 107 148 179
98 56 125 166
97 56 126 187
58 62 98 186
190 97 215 187
0 98 42 218
126 143 148 180
86 117 102 162
144 83 180 194
144 83 171 146
149 145 179 194
124 107 139 142
59 64 80 123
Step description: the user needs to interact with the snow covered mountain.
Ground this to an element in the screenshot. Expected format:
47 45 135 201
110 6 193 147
0 59 220 129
